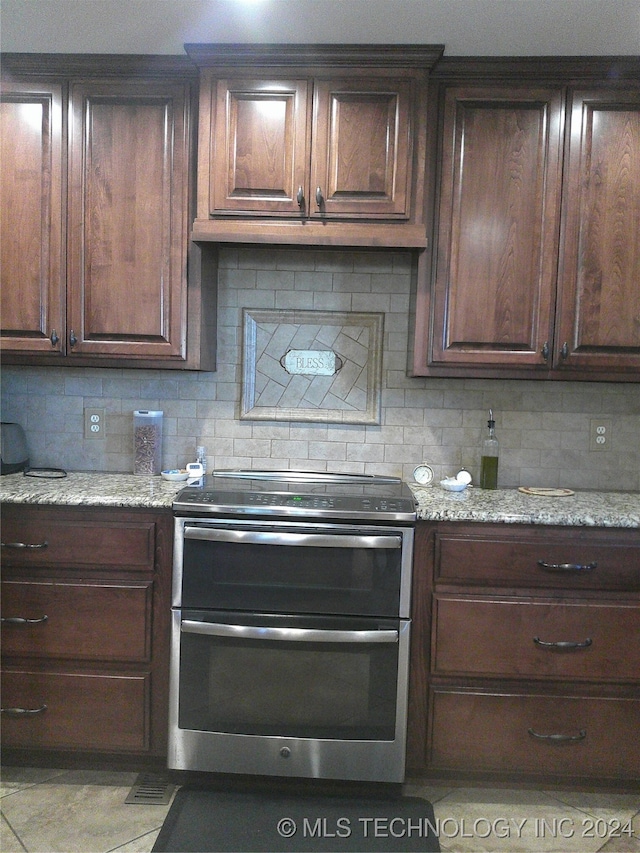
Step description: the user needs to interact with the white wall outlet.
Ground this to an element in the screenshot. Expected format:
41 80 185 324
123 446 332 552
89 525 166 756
589 418 612 452
84 407 106 440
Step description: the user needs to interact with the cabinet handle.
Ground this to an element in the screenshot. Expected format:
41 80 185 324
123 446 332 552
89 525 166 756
528 727 586 743
541 341 549 361
561 341 569 359
1 540 48 550
315 187 324 207
533 636 593 650
1 705 48 717
50 329 59 347
537 560 597 572
296 186 305 210
1 615 48 626
69 330 77 347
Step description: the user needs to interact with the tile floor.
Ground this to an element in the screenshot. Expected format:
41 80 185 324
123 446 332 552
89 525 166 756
0 765 638 853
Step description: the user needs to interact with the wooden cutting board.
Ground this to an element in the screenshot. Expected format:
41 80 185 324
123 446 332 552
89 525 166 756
518 486 575 497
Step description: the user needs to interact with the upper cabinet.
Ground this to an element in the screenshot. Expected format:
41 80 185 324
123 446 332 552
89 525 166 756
0 79 65 356
1 56 216 370
186 44 443 248
555 88 640 375
412 59 640 381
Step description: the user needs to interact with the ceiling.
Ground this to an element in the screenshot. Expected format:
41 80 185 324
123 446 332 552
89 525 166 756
1 0 638 57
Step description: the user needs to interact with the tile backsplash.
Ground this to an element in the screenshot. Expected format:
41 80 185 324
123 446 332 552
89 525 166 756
2 247 639 491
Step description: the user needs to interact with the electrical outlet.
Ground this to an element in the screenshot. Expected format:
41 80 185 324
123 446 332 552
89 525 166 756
589 418 612 452
84 407 106 440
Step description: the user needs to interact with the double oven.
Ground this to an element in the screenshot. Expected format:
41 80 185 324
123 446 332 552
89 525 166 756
169 471 416 783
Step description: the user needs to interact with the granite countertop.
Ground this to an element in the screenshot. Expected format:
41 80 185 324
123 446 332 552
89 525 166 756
409 483 640 528
0 472 638 527
0 472 184 509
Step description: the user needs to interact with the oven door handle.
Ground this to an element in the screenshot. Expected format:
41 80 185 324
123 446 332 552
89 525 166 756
183 527 402 550
181 620 399 644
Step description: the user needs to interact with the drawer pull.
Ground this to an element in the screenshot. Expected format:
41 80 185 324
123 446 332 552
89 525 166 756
537 559 597 572
1 540 49 550
1 704 48 717
1 615 48 626
528 727 586 743
533 636 593 650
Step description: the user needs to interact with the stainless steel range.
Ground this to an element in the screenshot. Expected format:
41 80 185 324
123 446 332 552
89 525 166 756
169 470 417 783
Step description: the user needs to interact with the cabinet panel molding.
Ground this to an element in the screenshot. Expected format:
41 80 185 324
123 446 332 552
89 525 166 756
0 80 64 354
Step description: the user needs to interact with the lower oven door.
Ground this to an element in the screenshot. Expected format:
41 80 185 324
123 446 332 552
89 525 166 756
168 609 411 782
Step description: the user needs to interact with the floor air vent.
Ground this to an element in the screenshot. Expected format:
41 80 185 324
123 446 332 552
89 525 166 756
125 773 175 805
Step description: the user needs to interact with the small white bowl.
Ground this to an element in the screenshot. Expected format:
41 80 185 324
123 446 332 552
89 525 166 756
440 478 467 492
161 469 189 482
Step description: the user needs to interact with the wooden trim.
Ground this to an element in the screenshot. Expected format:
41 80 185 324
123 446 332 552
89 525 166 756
185 43 445 69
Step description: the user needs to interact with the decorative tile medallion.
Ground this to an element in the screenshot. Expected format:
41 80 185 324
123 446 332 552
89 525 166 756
240 309 384 424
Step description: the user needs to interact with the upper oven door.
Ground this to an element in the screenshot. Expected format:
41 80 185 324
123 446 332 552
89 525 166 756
173 518 413 618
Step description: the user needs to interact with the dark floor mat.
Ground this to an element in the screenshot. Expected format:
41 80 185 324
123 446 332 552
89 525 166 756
152 785 440 852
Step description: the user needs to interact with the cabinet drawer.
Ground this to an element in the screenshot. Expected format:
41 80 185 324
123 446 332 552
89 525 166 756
436 526 640 590
1 580 152 661
432 595 640 680
1 669 149 751
429 688 640 779
1 516 156 570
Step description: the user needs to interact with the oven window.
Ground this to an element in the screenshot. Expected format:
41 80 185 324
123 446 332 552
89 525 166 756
177 613 400 740
181 529 404 616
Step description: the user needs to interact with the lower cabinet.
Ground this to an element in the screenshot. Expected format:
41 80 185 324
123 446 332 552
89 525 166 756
408 522 640 785
0 504 172 762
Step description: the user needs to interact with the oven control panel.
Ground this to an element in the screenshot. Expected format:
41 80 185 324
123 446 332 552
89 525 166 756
173 488 417 522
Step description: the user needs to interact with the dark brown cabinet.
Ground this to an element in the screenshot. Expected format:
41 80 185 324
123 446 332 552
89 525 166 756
1 56 216 369
0 504 172 761
187 44 443 248
555 88 640 374
408 522 640 785
0 79 65 354
412 61 640 381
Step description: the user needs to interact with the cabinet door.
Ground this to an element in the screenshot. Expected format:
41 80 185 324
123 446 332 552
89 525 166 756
555 88 640 374
310 78 412 218
67 79 189 359
210 77 310 215
0 80 65 354
430 86 563 368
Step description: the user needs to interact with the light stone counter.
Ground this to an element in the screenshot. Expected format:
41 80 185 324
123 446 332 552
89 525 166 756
1 472 638 527
0 472 183 509
409 483 640 528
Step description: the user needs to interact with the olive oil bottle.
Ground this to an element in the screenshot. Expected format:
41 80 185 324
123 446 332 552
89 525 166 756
480 409 499 489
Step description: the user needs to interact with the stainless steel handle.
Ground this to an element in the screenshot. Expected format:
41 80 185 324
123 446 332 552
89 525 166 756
1 541 48 550
181 620 398 644
50 329 59 347
184 527 401 550
1 615 48 625
561 341 569 359
537 560 597 572
541 341 549 361
296 186 304 209
69 329 78 347
315 186 324 207
528 727 586 743
1 704 48 717
533 636 593 650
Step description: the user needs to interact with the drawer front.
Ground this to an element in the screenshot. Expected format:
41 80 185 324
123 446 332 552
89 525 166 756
433 595 640 680
436 526 640 590
429 688 640 778
1 669 149 751
1 517 156 570
1 580 152 661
